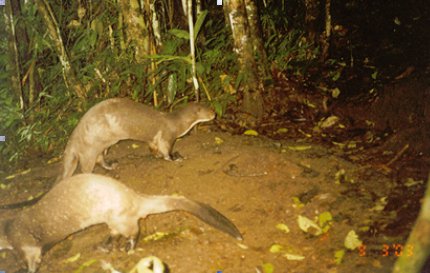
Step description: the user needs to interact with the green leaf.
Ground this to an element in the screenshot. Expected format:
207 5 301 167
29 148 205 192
167 73 177 104
64 253 80 263
331 87 341 98
194 10 208 39
143 231 171 242
334 249 345 264
292 196 304 208
244 129 259 136
276 128 288 134
72 259 98 273
344 230 362 250
262 262 275 273
276 223 290 233
169 28 190 40
318 211 333 233
287 145 312 151
297 215 322 236
213 101 224 117
195 62 206 74
404 177 423 187
269 244 283 253
332 71 341 81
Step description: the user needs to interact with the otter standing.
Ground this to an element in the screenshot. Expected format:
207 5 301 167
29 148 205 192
0 174 242 273
60 98 215 180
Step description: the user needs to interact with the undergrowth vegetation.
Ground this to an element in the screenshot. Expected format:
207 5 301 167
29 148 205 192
1 1 323 165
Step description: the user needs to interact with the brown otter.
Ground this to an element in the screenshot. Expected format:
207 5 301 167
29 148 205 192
0 174 242 273
59 98 215 181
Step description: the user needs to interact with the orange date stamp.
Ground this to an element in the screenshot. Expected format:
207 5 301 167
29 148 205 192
358 243 414 257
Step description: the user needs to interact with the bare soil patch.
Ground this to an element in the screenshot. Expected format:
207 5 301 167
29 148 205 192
0 130 405 273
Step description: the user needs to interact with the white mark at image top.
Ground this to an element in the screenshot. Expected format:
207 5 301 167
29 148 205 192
0 0 5 6
217 0 222 5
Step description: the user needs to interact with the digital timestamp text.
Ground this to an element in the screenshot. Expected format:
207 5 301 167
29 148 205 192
358 244 414 257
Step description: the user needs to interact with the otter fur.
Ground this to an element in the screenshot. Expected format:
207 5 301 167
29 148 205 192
0 174 242 273
60 98 215 180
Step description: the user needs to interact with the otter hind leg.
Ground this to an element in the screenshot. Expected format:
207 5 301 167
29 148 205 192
61 151 79 180
79 152 98 174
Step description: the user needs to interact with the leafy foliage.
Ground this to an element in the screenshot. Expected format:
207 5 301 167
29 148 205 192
1 0 353 164
1 1 240 163
266 30 319 75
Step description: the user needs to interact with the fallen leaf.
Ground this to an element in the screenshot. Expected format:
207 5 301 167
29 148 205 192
269 244 283 253
0 183 10 190
130 256 166 273
237 243 249 249
142 231 170 242
292 197 304 208
276 223 290 233
318 116 339 129
318 211 333 233
73 259 98 273
404 178 423 187
297 215 322 236
344 230 362 250
334 249 345 264
261 262 275 273
214 137 224 145
287 145 312 151
65 253 81 263
284 253 305 261
244 129 259 136
276 128 288 134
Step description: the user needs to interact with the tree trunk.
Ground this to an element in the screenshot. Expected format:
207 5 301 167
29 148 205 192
392 174 430 273
304 0 321 44
4 0 25 117
320 0 332 61
118 0 159 102
244 0 269 78
35 0 87 98
224 0 264 119
117 0 150 62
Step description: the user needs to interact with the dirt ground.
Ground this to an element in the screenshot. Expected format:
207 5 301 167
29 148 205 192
0 127 409 273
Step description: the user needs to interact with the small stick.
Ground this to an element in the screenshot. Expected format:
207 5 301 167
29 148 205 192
386 143 409 167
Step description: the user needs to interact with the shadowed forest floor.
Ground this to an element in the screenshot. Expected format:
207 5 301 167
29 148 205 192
0 130 405 273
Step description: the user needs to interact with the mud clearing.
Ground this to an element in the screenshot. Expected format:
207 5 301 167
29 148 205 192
0 130 408 273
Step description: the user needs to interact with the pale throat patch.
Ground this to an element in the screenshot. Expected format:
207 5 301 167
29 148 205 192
178 118 213 138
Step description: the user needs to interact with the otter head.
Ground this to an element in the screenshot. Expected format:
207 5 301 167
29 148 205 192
173 102 216 138
181 102 216 125
191 102 216 122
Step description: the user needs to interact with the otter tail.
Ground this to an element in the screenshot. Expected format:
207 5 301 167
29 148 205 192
0 176 56 209
139 195 242 240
